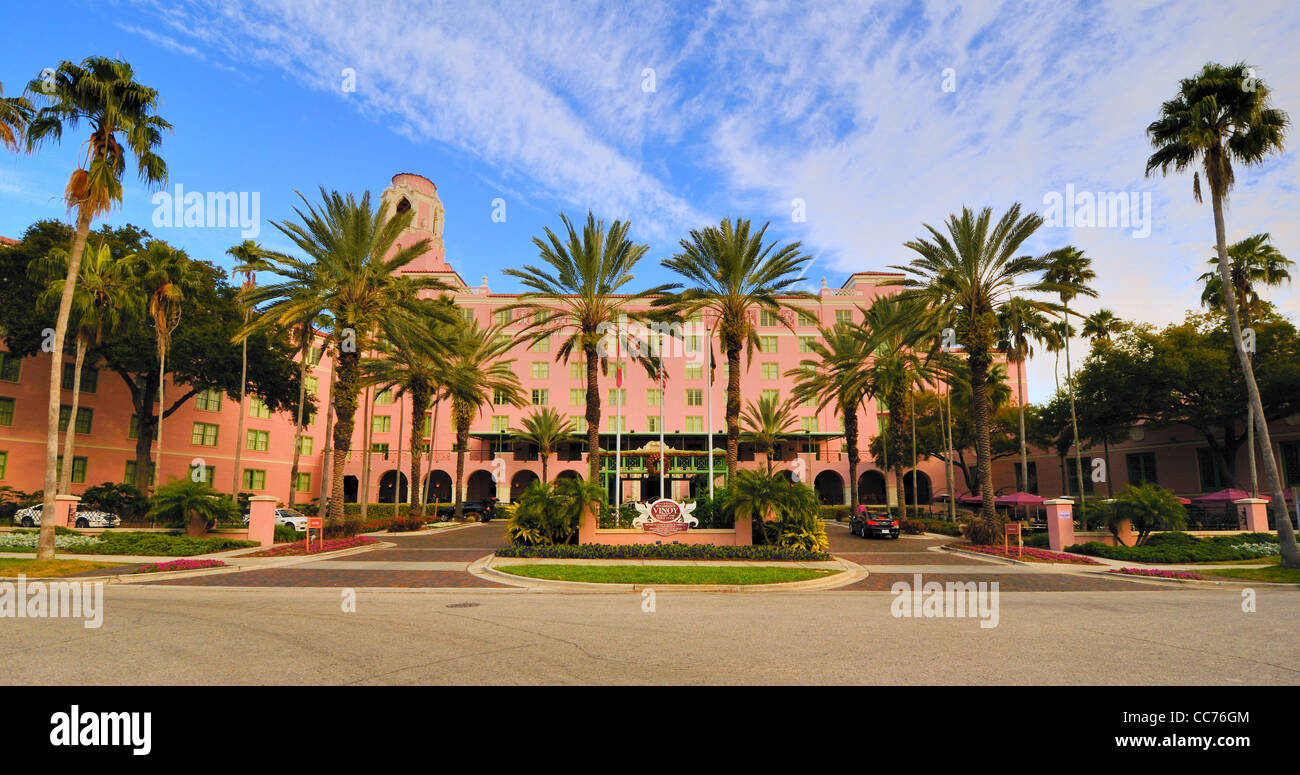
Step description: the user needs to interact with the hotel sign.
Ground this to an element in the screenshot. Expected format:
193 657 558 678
632 498 699 536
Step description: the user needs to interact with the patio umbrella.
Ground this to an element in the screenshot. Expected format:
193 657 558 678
1190 488 1269 504
994 492 1045 507
957 494 983 505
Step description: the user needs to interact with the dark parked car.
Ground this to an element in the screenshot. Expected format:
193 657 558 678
436 498 496 522
850 511 900 539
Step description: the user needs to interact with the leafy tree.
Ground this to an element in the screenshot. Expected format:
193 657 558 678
80 482 149 520
1109 484 1188 546
1145 61 1297 567
1081 309 1125 342
146 478 239 536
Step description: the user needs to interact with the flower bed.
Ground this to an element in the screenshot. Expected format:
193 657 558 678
0 531 254 556
956 543 1100 564
132 558 228 574
496 543 830 561
1069 532 1280 563
242 536 378 558
1108 567 1206 580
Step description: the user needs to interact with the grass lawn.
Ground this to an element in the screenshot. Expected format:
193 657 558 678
495 564 840 585
1196 560 1300 584
0 558 123 578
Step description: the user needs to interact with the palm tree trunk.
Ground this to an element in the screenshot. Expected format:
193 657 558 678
965 328 997 543
232 315 249 497
156 347 166 494
584 344 601 484
38 207 93 559
58 337 87 494
1104 436 1114 499
844 405 859 510
1064 311 1087 525
288 323 309 506
421 397 439 518
1017 358 1029 493
408 391 429 518
328 348 361 527
943 387 955 520
454 416 469 519
360 382 374 517
394 391 404 517
1209 186 1300 567
910 390 917 517
725 340 741 482
541 453 549 484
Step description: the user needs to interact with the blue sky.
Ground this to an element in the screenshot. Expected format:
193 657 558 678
2 0 1299 402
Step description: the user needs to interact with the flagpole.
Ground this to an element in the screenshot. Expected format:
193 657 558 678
659 356 665 499
706 318 714 499
615 318 622 509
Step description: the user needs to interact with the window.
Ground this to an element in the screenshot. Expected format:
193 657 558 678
685 389 703 407
493 388 512 406
760 309 780 327
1014 461 1039 494
0 397 15 426
124 460 156 487
685 335 701 353
531 362 549 379
307 347 322 366
59 406 93 434
191 422 219 447
797 311 817 327
569 388 585 407
834 309 853 326
569 361 584 380
799 336 817 353
62 362 98 393
295 472 312 493
249 397 272 418
800 416 819 433
491 415 510 433
296 436 314 455
646 389 662 407
759 336 778 353
647 416 659 433
372 415 391 434
531 388 549 406
684 416 703 433
684 363 703 380
799 441 819 456
762 389 779 404
0 451 6 479
531 335 550 353
801 393 816 408
304 376 319 396
494 309 512 326
608 388 626 407
1196 448 1224 491
195 388 222 411
246 429 270 452
462 309 475 324
571 416 587 434
242 468 267 490
1067 457 1096 495
56 456 88 484
607 415 627 433
761 363 779 380
129 415 139 439
303 408 317 426
1282 442 1300 488
1126 453 1158 485
375 388 395 406
0 353 20 382
189 463 215 485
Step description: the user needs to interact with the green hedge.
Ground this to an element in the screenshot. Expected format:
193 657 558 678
1068 532 1280 563
496 543 830 561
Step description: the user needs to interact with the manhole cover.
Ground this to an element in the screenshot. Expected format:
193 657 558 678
446 602 480 609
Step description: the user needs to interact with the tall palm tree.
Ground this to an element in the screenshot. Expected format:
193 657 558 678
24 57 170 560
996 296 1057 495
740 393 798 474
1146 61 1298 568
502 212 671 485
441 320 525 518
1043 247 1097 516
657 218 812 484
891 205 1060 542
0 80 33 151
1080 308 1124 342
31 242 138 494
226 242 272 498
789 323 870 507
238 188 451 526
513 407 576 484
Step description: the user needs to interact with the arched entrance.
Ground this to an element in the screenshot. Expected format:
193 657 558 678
377 470 408 503
510 470 540 502
903 470 932 505
778 469 796 485
555 470 582 482
424 470 451 504
813 471 844 504
343 475 359 503
858 471 886 505
466 470 496 501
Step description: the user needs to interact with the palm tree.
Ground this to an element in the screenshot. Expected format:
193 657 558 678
891 205 1060 542
513 407 575 484
723 468 822 546
996 297 1057 495
502 212 672 485
1043 246 1098 516
740 393 798 474
1146 61 1298 567
657 218 812 484
0 80 33 151
789 323 872 508
1081 309 1124 342
23 57 170 560
146 478 238 537
226 242 272 499
30 242 138 494
441 320 525 518
237 188 451 526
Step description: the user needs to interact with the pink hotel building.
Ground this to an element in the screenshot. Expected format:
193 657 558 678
2 173 1299 512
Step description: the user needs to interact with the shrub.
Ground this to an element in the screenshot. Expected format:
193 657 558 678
900 519 927 535
1106 484 1187 545
496 543 831 561
79 482 149 520
273 524 299 543
507 478 606 546
146 479 241 535
690 489 735 529
388 516 426 533
1069 532 1280 563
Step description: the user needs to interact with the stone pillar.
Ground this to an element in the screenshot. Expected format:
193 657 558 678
1234 498 1270 533
496 477 509 504
55 494 80 528
1044 498 1075 552
578 501 600 544
733 512 752 546
247 495 278 547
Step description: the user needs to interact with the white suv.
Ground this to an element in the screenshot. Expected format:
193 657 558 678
13 503 122 529
241 507 309 532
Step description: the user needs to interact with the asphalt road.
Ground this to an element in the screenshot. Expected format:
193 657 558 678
4 584 1297 684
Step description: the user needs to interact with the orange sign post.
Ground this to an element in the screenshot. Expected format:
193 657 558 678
1004 522 1023 558
306 517 324 553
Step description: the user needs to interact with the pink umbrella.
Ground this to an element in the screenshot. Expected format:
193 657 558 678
957 494 984 505
994 492 1045 507
1190 488 1269 504
1177 496 1192 505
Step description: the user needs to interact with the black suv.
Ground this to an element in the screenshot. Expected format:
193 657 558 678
850 511 900 539
436 498 496 522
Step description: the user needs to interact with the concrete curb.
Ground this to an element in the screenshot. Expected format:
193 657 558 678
1087 568 1300 588
469 554 868 593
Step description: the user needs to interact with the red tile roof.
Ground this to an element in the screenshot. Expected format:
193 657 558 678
0 236 18 246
